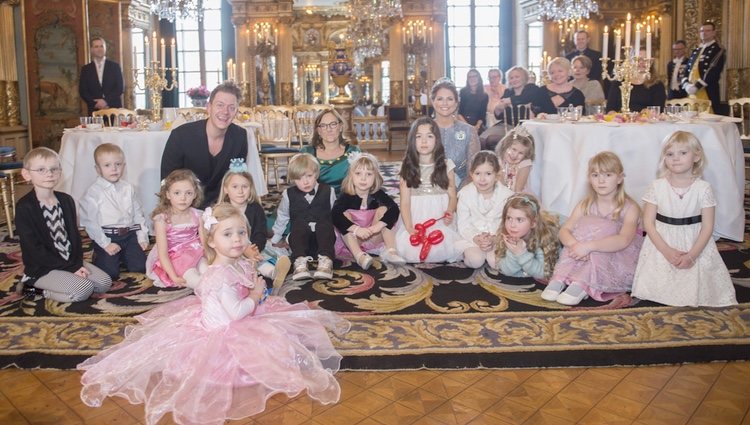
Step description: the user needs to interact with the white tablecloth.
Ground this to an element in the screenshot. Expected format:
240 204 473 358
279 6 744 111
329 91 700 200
524 120 745 241
58 124 266 232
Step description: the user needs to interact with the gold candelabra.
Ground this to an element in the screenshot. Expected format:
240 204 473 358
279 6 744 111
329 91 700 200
133 62 178 121
601 45 652 113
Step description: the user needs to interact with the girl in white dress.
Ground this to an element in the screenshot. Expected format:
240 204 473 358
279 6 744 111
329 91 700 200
457 151 515 268
631 131 737 307
495 126 535 193
395 117 470 263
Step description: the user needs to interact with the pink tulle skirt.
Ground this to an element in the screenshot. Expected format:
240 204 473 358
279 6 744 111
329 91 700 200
146 239 204 287
78 297 348 425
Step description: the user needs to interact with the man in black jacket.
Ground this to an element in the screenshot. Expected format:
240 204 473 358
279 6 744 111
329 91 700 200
667 40 688 100
79 36 124 116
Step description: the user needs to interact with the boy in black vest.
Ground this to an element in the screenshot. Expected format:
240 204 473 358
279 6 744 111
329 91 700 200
271 153 336 280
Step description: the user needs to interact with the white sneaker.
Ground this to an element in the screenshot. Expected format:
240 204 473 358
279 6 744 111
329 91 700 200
556 284 589 306
292 256 313 281
541 280 566 301
381 248 406 265
313 255 334 280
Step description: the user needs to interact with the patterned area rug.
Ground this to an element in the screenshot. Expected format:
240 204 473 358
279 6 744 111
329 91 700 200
1 162 749 370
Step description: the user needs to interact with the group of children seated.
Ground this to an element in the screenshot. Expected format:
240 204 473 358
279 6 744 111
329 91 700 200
16 117 737 310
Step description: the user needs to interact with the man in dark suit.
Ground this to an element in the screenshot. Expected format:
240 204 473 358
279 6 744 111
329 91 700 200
681 22 727 115
667 40 688 100
79 36 124 116
565 30 602 82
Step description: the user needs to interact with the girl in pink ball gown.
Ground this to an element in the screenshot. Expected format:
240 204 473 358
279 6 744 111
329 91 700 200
79 204 349 425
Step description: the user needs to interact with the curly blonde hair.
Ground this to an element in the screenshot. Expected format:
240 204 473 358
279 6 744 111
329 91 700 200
494 194 560 278
151 169 203 220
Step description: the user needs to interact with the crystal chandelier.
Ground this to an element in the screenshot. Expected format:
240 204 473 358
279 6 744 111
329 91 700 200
346 0 402 70
148 0 205 22
538 0 599 21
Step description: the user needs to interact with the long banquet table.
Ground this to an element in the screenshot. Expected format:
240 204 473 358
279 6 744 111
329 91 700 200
58 124 266 232
524 119 745 241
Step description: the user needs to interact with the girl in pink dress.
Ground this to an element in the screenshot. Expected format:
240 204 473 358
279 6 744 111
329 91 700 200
543 152 644 305
79 204 349 425
145 169 206 287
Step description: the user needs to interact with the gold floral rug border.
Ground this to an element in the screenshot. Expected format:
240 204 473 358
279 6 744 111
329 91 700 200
2 304 748 358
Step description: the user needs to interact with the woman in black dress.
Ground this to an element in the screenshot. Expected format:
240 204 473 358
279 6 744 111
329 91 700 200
458 69 489 135
532 57 585 114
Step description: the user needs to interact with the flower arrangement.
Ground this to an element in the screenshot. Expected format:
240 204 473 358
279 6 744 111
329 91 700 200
187 85 210 99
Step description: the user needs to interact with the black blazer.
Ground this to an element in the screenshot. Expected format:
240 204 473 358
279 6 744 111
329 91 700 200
16 191 84 284
666 59 688 99
331 190 400 234
79 59 124 115
244 202 267 251
161 120 249 208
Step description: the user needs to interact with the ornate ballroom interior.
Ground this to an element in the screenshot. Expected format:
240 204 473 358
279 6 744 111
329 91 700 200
0 0 748 155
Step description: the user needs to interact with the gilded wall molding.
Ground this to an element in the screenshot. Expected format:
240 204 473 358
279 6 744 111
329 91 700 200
0 81 7 126
7 80 19 126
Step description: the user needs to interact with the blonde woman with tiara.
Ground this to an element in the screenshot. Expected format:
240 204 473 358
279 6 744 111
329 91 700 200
632 131 736 307
542 152 644 305
494 194 560 280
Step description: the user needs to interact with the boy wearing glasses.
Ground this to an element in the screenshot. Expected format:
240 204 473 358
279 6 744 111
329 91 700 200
79 143 149 280
16 147 112 301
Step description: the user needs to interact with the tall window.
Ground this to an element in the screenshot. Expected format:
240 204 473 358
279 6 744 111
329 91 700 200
175 0 223 107
447 0 501 83
132 28 146 109
381 60 390 104
527 22 543 85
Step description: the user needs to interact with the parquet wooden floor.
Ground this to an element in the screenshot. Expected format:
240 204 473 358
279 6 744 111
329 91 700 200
1 362 749 424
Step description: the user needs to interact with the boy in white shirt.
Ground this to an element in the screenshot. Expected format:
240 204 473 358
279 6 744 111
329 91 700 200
80 143 149 279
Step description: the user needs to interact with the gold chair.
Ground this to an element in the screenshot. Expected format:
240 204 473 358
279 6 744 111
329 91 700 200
177 107 207 121
665 97 711 113
728 97 750 142
0 164 23 238
92 108 137 126
352 116 389 150
254 106 298 190
293 105 333 148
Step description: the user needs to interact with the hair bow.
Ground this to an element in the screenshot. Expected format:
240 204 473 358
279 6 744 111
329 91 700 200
202 207 218 230
229 158 248 173
512 124 531 140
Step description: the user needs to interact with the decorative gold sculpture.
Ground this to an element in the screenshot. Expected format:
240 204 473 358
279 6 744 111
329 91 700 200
7 81 19 126
132 61 178 122
601 45 652 113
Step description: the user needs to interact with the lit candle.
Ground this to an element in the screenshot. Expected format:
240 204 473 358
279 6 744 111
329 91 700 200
625 13 632 47
232 62 236 82
161 38 166 65
410 28 414 45
634 24 641 54
274 28 278 45
170 38 176 67
646 25 652 60
144 36 150 63
402 27 406 44
152 32 158 63
602 26 609 59
227 59 232 80
246 28 250 47
614 30 621 61
242 61 246 83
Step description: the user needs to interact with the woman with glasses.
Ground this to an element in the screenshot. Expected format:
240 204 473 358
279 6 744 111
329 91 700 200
300 109 361 195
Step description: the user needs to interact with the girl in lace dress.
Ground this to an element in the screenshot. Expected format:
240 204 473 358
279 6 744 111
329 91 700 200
457 151 514 269
632 131 736 307
395 117 470 263
79 204 349 425
145 169 206 287
543 152 644 305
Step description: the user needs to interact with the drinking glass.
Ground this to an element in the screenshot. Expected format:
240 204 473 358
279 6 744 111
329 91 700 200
647 106 661 121
79 117 90 128
557 106 568 121
588 104 603 116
